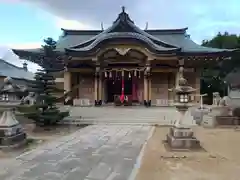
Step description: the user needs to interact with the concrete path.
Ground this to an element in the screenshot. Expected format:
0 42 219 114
0 125 151 180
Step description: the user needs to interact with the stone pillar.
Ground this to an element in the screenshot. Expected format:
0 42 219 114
175 71 180 87
144 63 151 107
64 71 72 105
64 71 71 93
175 58 184 101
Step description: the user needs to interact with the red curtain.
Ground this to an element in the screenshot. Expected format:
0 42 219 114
120 76 125 103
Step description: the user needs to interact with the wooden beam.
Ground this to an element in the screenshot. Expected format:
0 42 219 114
152 68 194 73
68 68 94 73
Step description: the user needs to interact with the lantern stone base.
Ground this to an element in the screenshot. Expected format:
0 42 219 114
0 110 27 150
166 126 201 150
0 132 27 150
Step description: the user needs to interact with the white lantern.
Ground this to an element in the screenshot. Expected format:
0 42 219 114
1 94 9 101
179 93 189 103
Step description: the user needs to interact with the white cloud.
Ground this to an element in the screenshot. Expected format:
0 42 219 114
7 42 42 49
20 0 240 42
54 16 94 30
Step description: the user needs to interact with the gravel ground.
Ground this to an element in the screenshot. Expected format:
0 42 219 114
135 126 240 180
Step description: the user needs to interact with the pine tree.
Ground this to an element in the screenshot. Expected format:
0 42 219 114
20 37 69 126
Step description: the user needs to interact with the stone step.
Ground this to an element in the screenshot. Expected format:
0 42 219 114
59 106 196 125
62 117 196 126
61 119 176 125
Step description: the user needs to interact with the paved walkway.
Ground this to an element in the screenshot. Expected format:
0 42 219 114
0 125 151 180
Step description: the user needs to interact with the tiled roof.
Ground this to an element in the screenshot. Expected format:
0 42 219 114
0 59 34 80
66 32 180 54
58 21 231 55
12 8 236 61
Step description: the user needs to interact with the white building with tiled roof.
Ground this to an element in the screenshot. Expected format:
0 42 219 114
0 59 34 88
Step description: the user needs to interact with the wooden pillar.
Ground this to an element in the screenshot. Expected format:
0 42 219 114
168 73 175 105
99 74 102 102
175 71 180 87
94 64 102 106
94 74 98 103
148 77 152 104
195 69 201 103
144 74 148 103
102 79 106 103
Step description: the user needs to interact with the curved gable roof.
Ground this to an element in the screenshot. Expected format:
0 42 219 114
12 8 236 63
65 8 181 54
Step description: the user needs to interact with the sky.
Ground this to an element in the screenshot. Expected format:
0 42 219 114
0 0 240 72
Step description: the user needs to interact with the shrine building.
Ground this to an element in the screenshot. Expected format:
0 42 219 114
13 7 235 107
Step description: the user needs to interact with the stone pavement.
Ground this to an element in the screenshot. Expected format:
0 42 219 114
0 125 151 180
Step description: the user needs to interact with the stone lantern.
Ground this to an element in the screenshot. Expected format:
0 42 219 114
166 67 201 150
0 77 27 149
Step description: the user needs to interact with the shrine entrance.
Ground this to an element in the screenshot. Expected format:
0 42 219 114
106 79 121 102
103 69 142 104
99 48 148 105
106 77 132 103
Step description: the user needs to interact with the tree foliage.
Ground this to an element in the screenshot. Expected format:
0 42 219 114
20 37 69 126
201 32 240 97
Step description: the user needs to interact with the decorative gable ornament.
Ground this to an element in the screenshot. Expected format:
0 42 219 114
115 48 131 56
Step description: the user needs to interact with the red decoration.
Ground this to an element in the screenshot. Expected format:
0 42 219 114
120 71 125 103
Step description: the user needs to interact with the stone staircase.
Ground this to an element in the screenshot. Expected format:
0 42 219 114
60 106 196 126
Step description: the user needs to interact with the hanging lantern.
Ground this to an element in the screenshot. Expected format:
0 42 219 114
109 71 112 78
134 70 137 77
138 71 141 79
129 72 131 79
105 71 108 78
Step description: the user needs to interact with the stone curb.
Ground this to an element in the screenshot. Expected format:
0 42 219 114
128 126 155 180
